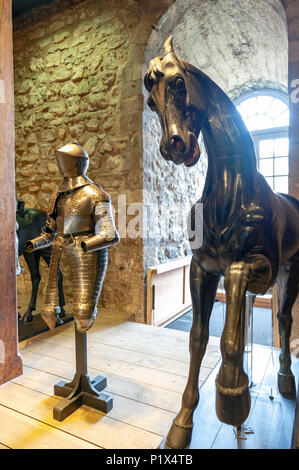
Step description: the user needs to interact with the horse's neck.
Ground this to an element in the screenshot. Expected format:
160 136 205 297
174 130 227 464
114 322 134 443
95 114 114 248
198 78 257 225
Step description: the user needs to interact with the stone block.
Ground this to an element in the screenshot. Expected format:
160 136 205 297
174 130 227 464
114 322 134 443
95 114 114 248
50 68 72 82
47 162 57 175
85 118 99 132
29 57 44 72
120 79 141 99
60 81 77 98
53 30 70 44
27 27 46 41
46 20 65 35
17 80 33 95
84 136 99 156
88 93 108 110
40 129 56 143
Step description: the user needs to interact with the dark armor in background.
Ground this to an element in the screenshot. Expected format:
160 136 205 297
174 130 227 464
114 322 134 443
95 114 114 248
26 142 119 333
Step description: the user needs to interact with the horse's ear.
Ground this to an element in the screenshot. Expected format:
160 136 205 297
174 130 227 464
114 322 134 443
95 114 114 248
164 36 174 55
183 61 210 111
17 199 25 211
182 62 202 109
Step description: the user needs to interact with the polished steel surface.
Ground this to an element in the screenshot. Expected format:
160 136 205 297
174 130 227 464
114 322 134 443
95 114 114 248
26 142 119 333
55 142 89 179
145 37 299 448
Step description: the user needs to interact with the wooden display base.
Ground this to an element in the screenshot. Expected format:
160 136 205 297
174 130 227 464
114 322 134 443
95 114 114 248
53 329 113 422
53 373 113 422
18 313 73 342
160 345 299 449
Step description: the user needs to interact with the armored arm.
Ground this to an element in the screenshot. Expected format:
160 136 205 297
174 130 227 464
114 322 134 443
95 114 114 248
25 192 58 253
25 216 56 253
81 196 119 252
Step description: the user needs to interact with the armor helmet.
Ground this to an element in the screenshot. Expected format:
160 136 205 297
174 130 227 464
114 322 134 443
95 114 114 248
55 142 89 178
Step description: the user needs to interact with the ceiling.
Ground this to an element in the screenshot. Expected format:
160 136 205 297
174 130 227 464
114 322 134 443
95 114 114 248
12 0 54 18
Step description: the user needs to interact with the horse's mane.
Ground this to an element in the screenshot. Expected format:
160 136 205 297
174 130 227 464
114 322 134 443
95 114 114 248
182 60 257 167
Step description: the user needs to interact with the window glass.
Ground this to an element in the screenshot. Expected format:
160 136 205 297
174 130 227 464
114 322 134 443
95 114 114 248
274 157 288 176
256 96 273 115
236 93 289 194
267 99 287 119
273 110 289 127
259 158 273 176
237 96 289 131
265 176 274 189
259 139 273 158
274 138 289 157
274 176 288 193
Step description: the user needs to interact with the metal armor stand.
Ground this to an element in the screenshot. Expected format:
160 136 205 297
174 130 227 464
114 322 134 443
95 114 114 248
53 328 113 421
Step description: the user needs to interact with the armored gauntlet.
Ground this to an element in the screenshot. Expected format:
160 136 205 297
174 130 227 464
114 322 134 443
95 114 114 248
25 219 55 253
82 199 119 252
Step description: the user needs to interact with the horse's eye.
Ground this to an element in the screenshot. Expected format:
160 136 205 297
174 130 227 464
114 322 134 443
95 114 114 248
175 77 185 89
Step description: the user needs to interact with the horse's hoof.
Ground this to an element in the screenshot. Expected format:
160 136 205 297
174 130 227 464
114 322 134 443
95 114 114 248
20 312 33 324
216 382 251 426
278 372 296 397
165 420 193 449
24 314 33 324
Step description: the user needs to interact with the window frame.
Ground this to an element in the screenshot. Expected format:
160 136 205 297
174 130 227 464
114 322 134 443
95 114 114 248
234 90 289 193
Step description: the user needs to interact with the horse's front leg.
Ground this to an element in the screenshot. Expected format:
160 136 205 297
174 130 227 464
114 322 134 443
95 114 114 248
21 252 41 323
216 255 272 426
165 256 220 449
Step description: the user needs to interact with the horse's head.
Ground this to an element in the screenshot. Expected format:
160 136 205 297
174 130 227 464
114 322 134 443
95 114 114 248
144 37 207 167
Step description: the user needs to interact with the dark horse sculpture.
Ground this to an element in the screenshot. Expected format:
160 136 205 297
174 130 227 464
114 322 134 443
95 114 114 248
144 37 299 448
17 199 65 324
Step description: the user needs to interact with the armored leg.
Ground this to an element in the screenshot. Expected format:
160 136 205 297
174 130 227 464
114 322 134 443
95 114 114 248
65 237 108 333
41 238 63 330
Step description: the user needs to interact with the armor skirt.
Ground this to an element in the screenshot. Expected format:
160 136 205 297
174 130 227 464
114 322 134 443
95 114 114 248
41 234 108 333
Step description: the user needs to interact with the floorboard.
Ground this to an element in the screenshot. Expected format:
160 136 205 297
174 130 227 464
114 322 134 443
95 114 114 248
0 310 220 449
3 309 296 449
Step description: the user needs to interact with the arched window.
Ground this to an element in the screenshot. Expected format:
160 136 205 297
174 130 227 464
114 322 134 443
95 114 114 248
235 91 289 193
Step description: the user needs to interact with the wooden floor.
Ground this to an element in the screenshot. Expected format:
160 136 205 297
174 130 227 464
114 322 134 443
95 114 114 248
0 309 221 449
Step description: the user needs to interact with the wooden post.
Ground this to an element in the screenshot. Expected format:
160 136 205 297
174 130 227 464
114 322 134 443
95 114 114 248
283 0 299 352
0 0 22 384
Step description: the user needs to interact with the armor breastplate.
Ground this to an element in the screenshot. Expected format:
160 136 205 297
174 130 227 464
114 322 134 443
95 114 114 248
56 188 94 234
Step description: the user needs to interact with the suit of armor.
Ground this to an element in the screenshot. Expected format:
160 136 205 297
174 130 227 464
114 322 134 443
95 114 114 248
26 142 119 333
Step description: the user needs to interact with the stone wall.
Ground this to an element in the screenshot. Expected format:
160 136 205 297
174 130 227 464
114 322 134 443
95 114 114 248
13 0 173 323
13 0 299 336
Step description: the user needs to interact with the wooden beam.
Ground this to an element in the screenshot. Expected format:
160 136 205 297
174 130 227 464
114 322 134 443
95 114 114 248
0 0 22 384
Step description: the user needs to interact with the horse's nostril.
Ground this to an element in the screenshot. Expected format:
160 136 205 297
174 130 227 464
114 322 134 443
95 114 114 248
170 135 185 151
160 146 171 160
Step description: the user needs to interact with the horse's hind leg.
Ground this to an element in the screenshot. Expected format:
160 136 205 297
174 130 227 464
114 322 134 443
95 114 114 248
165 256 220 449
276 253 299 396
